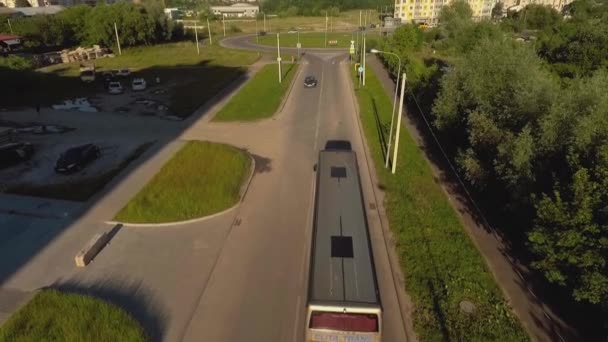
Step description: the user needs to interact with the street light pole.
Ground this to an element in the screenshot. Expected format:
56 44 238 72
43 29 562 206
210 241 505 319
362 34 366 86
297 30 300 58
207 17 212 45
392 72 406 174
194 24 200 54
114 22 122 55
263 13 266 32
371 49 401 168
325 11 328 48
222 14 226 37
255 19 259 43
277 33 282 83
7 18 13 34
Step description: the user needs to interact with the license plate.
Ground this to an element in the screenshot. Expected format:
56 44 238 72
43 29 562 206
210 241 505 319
311 332 374 342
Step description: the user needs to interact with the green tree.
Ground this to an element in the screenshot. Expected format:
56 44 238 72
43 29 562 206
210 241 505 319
391 24 423 52
432 39 557 194
518 4 562 30
439 0 473 24
529 169 608 305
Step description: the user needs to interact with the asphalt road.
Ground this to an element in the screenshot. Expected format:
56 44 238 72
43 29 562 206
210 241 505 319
179 52 412 341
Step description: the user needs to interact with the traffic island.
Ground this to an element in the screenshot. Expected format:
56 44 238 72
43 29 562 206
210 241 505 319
0 289 146 342
113 141 252 224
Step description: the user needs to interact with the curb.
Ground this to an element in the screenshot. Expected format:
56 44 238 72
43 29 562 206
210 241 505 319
277 62 302 115
105 153 256 228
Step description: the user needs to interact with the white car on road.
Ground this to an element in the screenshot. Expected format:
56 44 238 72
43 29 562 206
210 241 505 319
131 78 147 91
108 81 123 94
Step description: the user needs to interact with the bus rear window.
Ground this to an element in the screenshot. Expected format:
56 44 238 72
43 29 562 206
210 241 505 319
309 311 378 332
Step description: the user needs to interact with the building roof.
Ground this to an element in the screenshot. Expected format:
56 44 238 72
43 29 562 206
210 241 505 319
309 150 380 306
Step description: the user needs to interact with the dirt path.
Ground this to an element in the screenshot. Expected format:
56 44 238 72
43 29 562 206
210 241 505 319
367 56 580 342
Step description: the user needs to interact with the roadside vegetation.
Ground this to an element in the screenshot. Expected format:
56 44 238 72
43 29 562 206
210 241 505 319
213 63 298 121
114 141 251 224
353 68 528 341
0 289 146 342
371 0 608 332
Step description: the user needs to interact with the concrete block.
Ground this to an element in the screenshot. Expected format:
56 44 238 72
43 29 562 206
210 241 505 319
75 232 109 267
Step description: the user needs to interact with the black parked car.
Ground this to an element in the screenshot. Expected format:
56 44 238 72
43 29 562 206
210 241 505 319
304 76 318 88
55 144 101 173
0 142 34 168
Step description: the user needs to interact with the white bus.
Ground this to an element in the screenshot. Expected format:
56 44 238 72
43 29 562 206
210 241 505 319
306 143 382 342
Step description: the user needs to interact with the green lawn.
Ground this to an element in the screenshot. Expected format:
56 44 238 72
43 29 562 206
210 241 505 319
114 141 251 224
213 62 298 121
0 290 146 342
354 69 528 340
189 9 381 35
257 32 367 49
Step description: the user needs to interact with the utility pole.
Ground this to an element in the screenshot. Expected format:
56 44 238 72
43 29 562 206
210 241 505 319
194 24 200 54
222 14 226 37
297 30 300 58
114 22 122 56
276 33 282 83
7 18 13 34
325 11 328 48
362 34 366 86
207 17 212 45
392 73 406 174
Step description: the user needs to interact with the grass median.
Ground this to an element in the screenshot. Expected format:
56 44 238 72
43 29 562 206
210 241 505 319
114 141 250 224
0 289 146 342
353 69 528 340
257 32 361 48
213 63 298 121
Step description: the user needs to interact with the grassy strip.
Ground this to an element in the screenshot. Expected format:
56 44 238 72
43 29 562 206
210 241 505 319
0 289 146 342
114 141 250 224
353 69 528 340
7 142 153 202
213 63 298 121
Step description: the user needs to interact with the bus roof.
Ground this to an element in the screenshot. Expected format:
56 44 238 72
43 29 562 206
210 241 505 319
309 149 380 306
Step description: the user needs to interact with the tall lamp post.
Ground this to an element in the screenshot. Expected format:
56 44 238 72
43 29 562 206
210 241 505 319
276 33 282 83
392 72 406 174
371 49 401 168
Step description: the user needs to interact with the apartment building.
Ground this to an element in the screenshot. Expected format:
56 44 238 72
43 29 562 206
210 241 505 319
394 0 496 23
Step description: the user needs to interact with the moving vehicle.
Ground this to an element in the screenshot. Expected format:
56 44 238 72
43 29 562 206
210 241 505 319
0 142 34 168
131 78 147 91
108 81 123 94
55 143 101 173
304 76 318 88
306 142 382 342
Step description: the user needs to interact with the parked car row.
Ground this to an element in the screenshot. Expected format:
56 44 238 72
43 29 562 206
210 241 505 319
0 141 102 174
104 76 147 94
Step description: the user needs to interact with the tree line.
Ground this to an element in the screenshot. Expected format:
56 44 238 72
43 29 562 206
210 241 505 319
376 0 608 315
0 2 182 51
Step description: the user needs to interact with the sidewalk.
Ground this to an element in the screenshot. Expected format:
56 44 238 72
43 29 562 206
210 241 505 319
367 56 578 342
